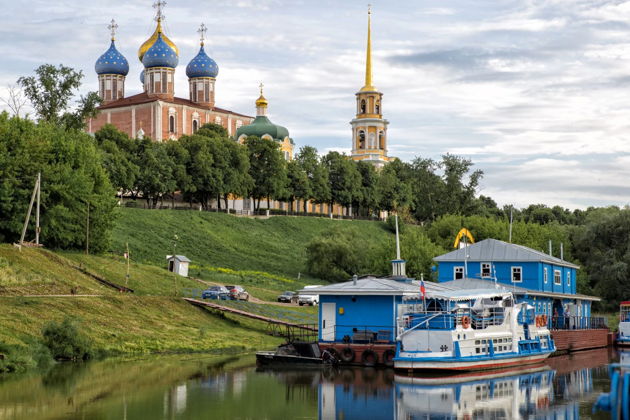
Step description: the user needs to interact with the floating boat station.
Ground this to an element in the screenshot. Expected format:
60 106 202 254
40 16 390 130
258 227 610 371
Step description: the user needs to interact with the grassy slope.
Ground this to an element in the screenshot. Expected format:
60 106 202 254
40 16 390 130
0 209 392 357
111 208 391 283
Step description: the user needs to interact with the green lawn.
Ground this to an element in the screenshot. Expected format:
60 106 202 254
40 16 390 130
111 208 391 284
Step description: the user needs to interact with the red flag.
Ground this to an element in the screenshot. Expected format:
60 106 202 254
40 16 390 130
420 279 426 298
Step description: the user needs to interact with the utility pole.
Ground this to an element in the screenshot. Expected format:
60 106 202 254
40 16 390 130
35 172 41 245
85 201 90 255
125 242 130 286
19 172 41 248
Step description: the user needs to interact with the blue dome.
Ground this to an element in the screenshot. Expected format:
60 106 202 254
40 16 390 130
186 45 219 78
95 40 129 76
140 70 145 84
142 33 179 68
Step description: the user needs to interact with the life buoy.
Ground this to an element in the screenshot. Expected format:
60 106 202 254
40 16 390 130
462 316 471 329
535 315 541 327
361 349 378 367
340 347 355 363
382 349 396 367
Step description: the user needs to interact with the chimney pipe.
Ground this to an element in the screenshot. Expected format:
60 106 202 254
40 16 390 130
548 240 552 256
560 243 564 260
353 274 357 286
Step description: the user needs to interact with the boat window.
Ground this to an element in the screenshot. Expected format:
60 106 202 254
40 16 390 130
454 266 464 280
426 299 443 312
475 340 480 345
554 270 561 285
481 263 491 278
544 268 548 284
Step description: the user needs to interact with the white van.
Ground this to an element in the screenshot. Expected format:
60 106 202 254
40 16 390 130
298 285 321 306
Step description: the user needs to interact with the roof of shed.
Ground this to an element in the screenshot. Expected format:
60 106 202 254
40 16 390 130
433 238 580 269
166 255 191 262
306 276 456 296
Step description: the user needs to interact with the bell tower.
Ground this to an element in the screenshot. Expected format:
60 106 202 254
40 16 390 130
350 6 389 168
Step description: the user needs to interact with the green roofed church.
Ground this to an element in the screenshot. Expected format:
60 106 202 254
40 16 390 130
236 84 294 160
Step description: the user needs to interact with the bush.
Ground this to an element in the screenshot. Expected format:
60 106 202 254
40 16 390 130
42 318 93 361
0 341 52 373
384 215 406 234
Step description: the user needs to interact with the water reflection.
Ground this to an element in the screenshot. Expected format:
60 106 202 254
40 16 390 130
0 349 616 419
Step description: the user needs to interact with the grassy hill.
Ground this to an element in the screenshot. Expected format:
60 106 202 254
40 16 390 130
0 209 393 364
111 208 392 283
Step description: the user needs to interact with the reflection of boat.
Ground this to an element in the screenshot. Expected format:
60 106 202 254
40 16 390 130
394 290 555 371
256 342 331 367
617 301 630 346
594 350 630 419
393 363 549 385
394 367 558 419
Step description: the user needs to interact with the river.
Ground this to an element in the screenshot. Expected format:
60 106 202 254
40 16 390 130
0 348 620 419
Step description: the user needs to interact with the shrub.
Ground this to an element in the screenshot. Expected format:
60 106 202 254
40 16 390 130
42 318 93 361
0 341 52 373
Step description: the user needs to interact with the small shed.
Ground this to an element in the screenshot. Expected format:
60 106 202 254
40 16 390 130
166 255 191 277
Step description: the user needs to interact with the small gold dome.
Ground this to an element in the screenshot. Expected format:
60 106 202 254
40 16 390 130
138 19 179 62
256 82 268 107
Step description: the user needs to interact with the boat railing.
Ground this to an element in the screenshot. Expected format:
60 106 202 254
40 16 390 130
396 312 445 340
550 316 608 330
324 325 396 344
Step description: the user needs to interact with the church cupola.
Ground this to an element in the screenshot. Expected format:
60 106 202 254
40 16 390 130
186 23 218 107
141 1 178 100
95 19 129 104
350 6 390 168
255 83 268 116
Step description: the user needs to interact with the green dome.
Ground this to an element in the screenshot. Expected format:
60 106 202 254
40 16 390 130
236 116 291 143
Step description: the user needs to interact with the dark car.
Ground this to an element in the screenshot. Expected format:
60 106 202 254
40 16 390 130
225 285 250 301
277 291 297 303
202 286 230 300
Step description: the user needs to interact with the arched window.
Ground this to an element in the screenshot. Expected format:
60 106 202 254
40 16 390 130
369 133 376 149
359 131 366 149
375 101 380 114
360 100 366 114
192 119 199 133
379 131 385 149
169 115 175 133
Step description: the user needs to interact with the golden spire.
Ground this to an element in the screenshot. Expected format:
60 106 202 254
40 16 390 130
361 5 375 92
256 82 268 108
137 1 179 62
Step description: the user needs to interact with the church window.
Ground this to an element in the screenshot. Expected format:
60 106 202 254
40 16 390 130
359 131 366 149
376 101 380 114
284 151 290 161
236 120 243 129
112 79 118 99
192 119 199 133
100 79 105 96
379 131 385 149
105 79 112 90
369 133 376 149
169 115 176 133
215 116 222 125
161 71 167 93
204 82 210 103
360 100 366 114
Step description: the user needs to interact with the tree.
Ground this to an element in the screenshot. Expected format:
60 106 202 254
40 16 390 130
377 158 412 213
134 140 177 208
354 161 379 217
285 160 310 212
295 146 330 212
0 113 116 251
244 136 287 211
94 124 140 199
17 64 100 130
0 84 28 117
221 139 252 210
322 152 361 215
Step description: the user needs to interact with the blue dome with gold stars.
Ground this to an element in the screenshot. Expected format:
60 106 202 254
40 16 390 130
95 40 129 76
186 45 219 79
142 33 179 68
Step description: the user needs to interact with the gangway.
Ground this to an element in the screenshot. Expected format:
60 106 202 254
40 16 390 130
183 298 318 341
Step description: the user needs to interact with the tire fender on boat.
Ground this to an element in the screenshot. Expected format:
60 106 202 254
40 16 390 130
361 349 378 367
382 349 395 367
340 347 355 363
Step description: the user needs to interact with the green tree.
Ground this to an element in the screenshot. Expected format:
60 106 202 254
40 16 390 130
377 158 412 213
134 140 177 208
0 113 116 251
17 64 100 130
94 124 140 200
222 139 252 210
285 160 310 212
322 152 361 216
354 161 379 217
244 136 287 211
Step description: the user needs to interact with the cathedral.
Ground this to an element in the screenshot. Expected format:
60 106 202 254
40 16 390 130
350 7 391 168
87 2 294 160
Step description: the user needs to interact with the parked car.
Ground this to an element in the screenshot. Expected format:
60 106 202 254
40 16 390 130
225 285 250 301
202 286 230 300
277 291 297 303
298 285 321 306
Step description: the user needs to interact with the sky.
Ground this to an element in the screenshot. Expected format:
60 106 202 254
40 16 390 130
2 0 630 210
